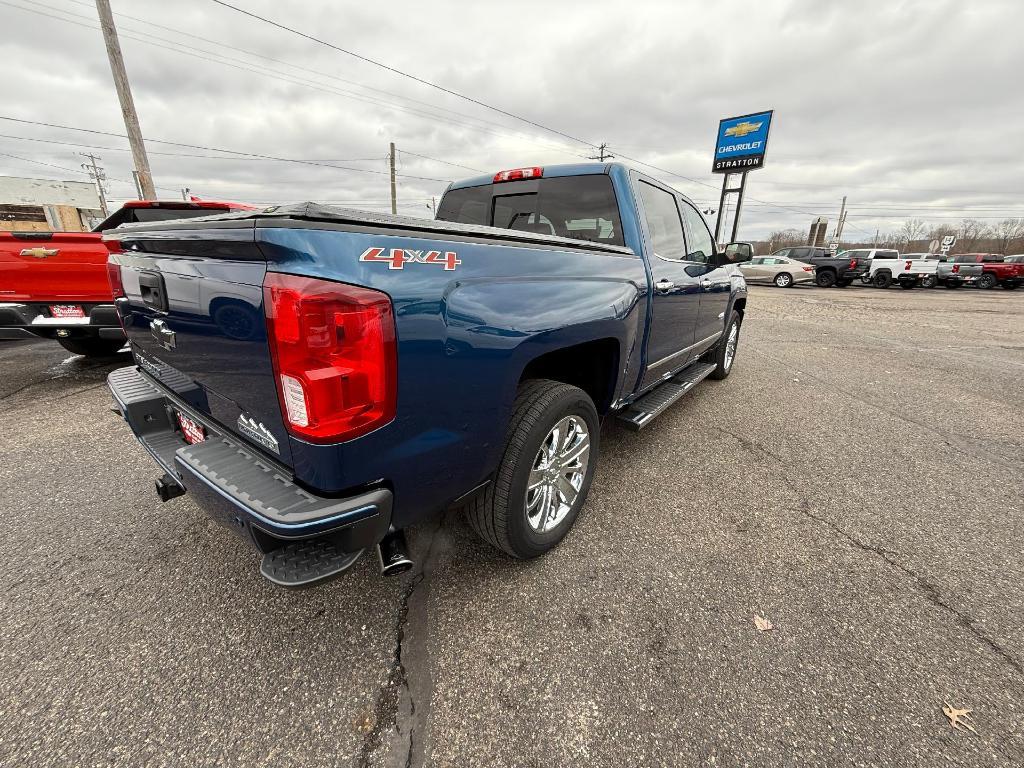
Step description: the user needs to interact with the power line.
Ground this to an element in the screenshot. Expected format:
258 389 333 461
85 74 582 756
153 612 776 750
60 0 567 148
205 0 596 149
0 115 452 183
6 0 590 160
397 150 483 174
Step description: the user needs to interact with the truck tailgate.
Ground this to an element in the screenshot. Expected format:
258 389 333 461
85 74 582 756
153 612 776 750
112 226 294 465
0 231 111 302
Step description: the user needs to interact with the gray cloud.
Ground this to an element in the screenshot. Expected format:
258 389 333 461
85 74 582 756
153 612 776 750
1 0 1022 239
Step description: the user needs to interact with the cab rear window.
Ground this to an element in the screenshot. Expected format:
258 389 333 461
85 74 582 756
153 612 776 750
437 175 624 247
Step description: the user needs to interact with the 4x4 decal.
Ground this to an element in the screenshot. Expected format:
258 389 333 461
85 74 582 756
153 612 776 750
359 246 461 271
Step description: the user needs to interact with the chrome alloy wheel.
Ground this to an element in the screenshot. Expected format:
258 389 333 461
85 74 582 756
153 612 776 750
724 322 739 370
525 415 591 533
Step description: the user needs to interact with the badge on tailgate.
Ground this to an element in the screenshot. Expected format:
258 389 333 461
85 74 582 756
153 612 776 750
237 414 280 454
150 318 176 350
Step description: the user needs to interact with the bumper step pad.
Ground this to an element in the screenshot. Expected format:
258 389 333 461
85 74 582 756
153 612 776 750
616 362 717 431
260 541 364 588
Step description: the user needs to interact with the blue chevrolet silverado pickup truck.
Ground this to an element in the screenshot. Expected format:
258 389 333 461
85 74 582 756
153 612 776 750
105 162 751 587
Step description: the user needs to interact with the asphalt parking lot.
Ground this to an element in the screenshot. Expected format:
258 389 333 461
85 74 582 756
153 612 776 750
1 285 1022 767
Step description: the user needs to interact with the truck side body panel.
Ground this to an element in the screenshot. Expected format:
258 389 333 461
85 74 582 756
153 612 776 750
254 224 646 526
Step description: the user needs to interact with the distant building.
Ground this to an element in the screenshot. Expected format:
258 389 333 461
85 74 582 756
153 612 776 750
0 175 104 232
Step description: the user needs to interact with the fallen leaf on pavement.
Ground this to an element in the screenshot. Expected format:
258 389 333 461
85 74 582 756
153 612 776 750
942 702 977 734
753 615 773 632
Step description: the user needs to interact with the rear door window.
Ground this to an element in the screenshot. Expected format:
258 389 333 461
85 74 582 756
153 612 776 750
678 199 715 264
637 182 687 261
790 247 812 260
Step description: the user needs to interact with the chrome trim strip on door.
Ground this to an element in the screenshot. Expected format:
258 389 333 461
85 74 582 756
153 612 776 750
648 331 723 371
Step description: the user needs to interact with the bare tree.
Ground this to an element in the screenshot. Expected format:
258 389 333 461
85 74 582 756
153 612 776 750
992 218 1024 254
766 229 805 252
898 218 927 247
957 219 992 253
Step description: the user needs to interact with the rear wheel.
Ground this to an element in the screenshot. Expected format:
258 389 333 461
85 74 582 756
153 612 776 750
464 380 599 559
977 273 998 290
774 272 794 288
815 270 837 288
922 275 937 289
57 337 126 357
873 271 892 288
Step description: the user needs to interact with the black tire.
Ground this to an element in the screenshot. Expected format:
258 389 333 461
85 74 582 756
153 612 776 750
57 337 126 357
464 380 599 559
836 278 852 288
815 270 837 288
977 273 997 290
873 271 892 288
706 310 741 380
899 280 916 290
774 272 794 288
922 275 937 289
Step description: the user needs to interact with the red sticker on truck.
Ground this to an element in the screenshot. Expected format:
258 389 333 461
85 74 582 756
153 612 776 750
359 247 461 271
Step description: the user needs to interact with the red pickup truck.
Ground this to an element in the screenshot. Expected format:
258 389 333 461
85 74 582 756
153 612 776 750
0 199 257 356
945 253 1024 290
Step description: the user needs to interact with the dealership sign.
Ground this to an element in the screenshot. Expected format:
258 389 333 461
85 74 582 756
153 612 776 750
712 110 773 174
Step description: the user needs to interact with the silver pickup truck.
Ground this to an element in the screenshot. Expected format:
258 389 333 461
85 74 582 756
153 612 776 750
917 253 983 288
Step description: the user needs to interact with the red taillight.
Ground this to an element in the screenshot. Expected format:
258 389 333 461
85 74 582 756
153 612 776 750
952 264 960 273
803 266 814 272
493 166 543 183
106 260 125 299
849 258 857 269
263 273 396 444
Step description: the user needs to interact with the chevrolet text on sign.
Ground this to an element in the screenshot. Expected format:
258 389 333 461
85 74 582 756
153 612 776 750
712 110 773 174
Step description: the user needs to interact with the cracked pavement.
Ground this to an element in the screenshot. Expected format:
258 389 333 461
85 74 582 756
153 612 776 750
1 284 1022 766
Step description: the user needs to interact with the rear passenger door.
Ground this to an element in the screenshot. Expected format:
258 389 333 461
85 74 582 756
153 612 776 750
678 199 731 349
635 179 701 388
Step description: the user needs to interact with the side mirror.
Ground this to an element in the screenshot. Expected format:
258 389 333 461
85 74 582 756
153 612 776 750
721 242 753 264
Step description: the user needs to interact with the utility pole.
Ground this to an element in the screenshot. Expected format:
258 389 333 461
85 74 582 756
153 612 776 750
80 153 109 216
95 0 156 200
835 195 848 240
431 196 436 217
389 142 397 215
587 143 614 162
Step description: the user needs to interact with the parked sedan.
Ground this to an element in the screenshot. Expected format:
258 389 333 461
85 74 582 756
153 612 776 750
739 255 816 287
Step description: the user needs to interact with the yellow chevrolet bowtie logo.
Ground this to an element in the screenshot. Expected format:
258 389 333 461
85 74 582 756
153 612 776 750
724 121 763 138
20 247 59 258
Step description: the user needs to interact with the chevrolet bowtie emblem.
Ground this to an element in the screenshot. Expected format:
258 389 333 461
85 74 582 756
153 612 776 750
20 247 59 259
150 318 176 350
724 121 763 138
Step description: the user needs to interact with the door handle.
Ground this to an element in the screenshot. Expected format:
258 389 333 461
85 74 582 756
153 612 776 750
655 279 674 292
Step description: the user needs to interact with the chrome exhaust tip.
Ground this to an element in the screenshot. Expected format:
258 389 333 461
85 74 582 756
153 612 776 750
377 529 413 577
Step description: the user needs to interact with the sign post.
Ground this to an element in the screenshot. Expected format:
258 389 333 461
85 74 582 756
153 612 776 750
713 110 773 244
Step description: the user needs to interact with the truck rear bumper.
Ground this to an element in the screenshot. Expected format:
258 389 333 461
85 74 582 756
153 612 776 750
0 302 125 339
107 365 392 556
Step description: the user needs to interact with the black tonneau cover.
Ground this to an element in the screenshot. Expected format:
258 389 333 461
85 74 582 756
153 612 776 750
104 202 635 256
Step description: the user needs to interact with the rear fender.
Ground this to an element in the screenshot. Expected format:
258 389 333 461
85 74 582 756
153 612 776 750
444 276 643 427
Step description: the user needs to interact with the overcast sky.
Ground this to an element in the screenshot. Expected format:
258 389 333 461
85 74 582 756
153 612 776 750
2 0 1022 240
